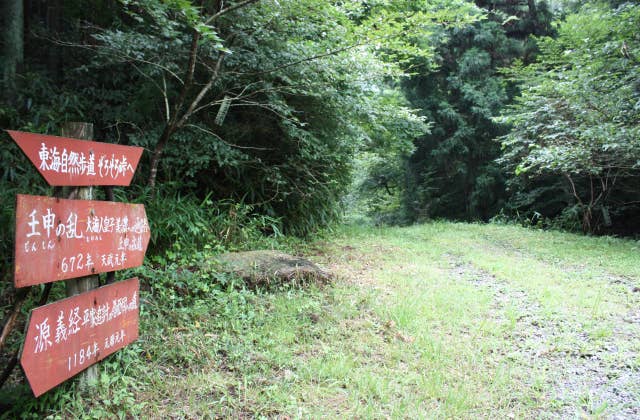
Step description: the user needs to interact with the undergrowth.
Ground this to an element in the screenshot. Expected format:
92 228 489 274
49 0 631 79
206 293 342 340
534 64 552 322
0 189 301 418
0 245 302 418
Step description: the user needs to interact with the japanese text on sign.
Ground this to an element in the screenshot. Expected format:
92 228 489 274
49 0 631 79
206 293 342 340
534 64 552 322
14 195 151 287
33 290 137 355
20 278 140 397
6 130 143 186
37 142 134 180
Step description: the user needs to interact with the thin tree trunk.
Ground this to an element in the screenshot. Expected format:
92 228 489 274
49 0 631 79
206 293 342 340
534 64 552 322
0 0 24 98
527 0 540 35
146 28 200 192
583 207 593 234
0 353 19 389
46 0 64 81
0 288 30 353
144 0 258 191
148 125 173 191
0 283 51 390
147 52 226 191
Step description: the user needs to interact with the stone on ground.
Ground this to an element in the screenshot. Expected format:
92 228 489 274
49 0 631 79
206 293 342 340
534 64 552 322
214 250 332 287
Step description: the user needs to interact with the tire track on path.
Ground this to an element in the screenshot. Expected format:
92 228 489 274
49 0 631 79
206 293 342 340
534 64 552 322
446 253 640 419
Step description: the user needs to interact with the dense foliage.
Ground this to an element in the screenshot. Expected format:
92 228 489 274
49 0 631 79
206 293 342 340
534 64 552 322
354 0 554 224
354 0 640 235
1 0 485 275
499 2 640 233
2 0 640 415
1 1 637 261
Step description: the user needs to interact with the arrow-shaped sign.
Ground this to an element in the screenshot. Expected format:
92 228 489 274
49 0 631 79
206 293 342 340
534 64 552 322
14 194 150 288
21 278 139 397
6 130 143 186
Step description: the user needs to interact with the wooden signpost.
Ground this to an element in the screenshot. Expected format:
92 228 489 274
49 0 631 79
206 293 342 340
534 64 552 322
14 195 150 288
6 127 149 397
20 278 140 397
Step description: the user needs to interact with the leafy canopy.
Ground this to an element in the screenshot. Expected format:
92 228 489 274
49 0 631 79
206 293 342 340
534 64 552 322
499 2 640 177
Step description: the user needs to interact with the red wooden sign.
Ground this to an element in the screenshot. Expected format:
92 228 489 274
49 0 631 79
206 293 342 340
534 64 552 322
14 194 150 288
6 130 143 186
20 278 139 397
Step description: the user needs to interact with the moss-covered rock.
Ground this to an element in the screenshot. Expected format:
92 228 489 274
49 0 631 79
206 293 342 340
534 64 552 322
214 250 332 287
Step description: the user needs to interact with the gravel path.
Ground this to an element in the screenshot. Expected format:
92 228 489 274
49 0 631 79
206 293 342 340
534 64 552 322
447 254 640 419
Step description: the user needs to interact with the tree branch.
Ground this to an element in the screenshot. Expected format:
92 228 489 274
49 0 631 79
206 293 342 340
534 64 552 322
563 172 582 205
176 52 227 129
162 74 170 122
234 42 365 77
186 124 272 150
172 30 202 120
46 37 185 84
204 0 262 25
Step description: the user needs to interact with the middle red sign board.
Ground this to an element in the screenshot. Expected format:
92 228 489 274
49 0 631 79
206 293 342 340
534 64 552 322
14 194 150 288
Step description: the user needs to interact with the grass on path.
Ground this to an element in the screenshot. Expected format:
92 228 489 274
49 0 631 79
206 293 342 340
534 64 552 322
3 222 639 418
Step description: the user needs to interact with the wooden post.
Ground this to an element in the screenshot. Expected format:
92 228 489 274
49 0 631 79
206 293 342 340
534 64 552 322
61 121 99 386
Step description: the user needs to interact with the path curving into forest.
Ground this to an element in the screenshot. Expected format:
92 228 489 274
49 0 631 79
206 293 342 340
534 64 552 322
319 223 640 418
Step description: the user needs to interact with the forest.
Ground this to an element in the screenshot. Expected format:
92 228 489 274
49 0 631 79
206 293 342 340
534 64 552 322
1 0 639 417
1 0 639 255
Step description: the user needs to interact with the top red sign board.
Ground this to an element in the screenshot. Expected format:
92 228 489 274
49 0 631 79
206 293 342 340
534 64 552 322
6 130 143 186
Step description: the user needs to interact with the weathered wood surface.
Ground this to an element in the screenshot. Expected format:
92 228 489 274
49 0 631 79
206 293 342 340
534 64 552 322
20 278 139 397
14 194 150 288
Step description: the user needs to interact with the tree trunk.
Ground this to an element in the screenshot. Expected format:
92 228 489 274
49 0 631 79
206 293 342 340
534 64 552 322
46 0 64 81
144 0 252 192
527 0 540 35
0 287 30 353
0 0 24 98
582 206 593 234
147 124 173 191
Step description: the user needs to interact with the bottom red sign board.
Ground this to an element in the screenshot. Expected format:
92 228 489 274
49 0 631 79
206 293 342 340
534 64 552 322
20 278 139 397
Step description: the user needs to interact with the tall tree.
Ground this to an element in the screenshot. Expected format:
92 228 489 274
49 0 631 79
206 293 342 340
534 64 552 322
0 0 479 238
498 2 640 233
0 0 24 98
75 0 477 231
398 0 554 222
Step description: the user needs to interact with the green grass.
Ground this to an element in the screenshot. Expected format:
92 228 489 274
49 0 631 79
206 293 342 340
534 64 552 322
2 221 639 418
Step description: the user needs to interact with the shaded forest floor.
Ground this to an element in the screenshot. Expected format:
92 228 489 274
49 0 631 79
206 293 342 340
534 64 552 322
3 222 640 418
